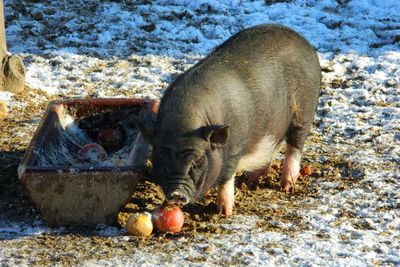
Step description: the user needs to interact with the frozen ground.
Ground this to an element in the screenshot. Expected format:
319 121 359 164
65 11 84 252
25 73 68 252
0 0 399 266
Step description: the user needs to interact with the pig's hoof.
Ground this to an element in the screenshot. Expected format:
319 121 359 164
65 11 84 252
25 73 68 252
217 201 234 216
280 183 294 192
238 172 261 185
280 173 299 192
217 181 235 216
238 166 269 184
217 190 234 215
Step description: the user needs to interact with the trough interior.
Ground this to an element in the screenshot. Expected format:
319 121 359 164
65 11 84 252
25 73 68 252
23 99 150 171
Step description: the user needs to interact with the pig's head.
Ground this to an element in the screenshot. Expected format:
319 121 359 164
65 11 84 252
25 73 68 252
136 120 229 206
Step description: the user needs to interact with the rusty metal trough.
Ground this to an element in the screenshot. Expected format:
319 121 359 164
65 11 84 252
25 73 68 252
18 98 157 227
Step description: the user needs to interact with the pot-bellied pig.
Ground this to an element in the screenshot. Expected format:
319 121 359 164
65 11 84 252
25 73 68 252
136 24 321 215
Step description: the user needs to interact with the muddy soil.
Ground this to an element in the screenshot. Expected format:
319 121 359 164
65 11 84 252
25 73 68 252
121 156 357 238
0 84 367 266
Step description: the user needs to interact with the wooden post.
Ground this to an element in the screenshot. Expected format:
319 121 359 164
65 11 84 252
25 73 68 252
0 0 7 53
0 0 25 93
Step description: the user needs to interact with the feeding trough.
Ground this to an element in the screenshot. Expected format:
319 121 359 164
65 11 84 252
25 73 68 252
18 98 158 227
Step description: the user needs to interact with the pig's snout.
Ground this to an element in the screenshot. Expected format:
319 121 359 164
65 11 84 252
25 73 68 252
165 190 190 206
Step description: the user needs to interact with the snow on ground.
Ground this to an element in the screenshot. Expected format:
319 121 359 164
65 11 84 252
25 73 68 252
1 0 399 266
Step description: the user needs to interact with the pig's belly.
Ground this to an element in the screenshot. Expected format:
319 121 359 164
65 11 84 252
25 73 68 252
237 135 280 172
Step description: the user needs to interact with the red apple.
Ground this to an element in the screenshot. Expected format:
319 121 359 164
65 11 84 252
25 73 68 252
152 205 184 233
78 143 107 163
97 127 124 150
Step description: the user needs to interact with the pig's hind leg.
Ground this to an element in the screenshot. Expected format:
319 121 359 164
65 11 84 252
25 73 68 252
280 144 302 192
281 115 314 191
238 164 270 184
281 84 319 191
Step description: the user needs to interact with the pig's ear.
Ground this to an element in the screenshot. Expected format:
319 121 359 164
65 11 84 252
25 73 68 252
133 116 155 143
202 125 230 149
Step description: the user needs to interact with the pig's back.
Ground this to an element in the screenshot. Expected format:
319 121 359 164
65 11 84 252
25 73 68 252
194 24 321 161
164 24 321 163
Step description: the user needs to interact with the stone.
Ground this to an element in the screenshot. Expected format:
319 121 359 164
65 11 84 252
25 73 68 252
1 55 25 93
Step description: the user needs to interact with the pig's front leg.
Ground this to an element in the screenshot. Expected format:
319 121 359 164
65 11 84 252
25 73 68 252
217 175 235 216
216 156 239 216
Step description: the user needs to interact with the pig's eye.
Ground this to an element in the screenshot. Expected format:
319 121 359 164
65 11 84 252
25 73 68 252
191 155 204 168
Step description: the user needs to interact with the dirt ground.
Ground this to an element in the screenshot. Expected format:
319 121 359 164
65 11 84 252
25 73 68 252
0 83 368 266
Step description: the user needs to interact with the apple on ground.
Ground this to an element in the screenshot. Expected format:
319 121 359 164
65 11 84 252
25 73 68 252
152 205 184 234
126 213 153 237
